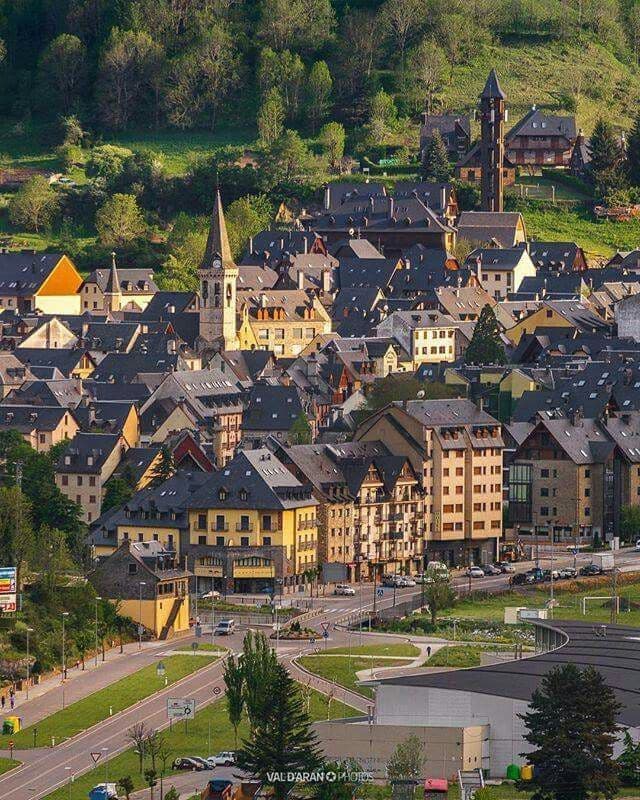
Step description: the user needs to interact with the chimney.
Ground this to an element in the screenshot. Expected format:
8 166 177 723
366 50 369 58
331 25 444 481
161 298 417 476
440 186 447 211
476 254 482 283
324 185 331 211
297 270 304 290
303 236 308 254
389 197 394 218
249 236 253 254
167 339 177 354
260 294 268 308
322 269 332 293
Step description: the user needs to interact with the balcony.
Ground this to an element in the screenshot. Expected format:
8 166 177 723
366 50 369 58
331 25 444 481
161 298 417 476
213 525 229 532
386 512 404 522
236 523 254 532
298 519 318 530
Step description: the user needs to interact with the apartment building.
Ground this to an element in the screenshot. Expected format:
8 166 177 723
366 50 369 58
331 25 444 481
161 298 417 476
186 448 319 594
376 310 461 367
55 432 126 523
355 400 504 567
274 441 424 581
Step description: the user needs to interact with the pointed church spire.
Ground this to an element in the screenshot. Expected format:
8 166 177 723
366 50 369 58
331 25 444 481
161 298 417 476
481 68 505 100
201 188 234 270
105 251 121 294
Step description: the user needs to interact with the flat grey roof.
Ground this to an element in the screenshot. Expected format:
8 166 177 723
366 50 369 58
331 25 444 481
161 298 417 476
378 620 640 726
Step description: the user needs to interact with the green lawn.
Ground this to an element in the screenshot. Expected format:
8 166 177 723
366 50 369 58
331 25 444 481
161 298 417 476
175 643 227 653
0 758 19 776
424 645 516 668
298 655 413 699
321 643 420 658
0 654 217 749
43 689 358 800
522 205 640 260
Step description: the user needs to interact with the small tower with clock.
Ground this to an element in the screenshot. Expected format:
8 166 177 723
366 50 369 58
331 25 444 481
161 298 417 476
198 188 239 351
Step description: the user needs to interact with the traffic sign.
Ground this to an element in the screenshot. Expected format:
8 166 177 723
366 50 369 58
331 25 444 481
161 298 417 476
90 752 102 764
167 697 196 720
376 588 384 597
192 641 199 651
156 661 166 677
322 630 329 639
213 686 221 696
309 637 316 645
195 624 202 637
320 622 330 633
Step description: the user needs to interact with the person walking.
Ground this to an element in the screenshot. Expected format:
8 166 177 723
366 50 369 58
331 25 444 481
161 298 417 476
1 694 5 711
9 695 14 710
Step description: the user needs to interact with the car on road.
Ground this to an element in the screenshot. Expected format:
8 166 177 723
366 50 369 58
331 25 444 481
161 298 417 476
480 564 501 576
498 562 515 573
334 584 356 596
382 575 402 588
398 577 416 587
509 572 529 586
558 567 577 579
173 757 209 771
199 590 220 599
214 619 236 635
579 563 603 576
207 751 236 767
636 539 640 551
466 566 485 578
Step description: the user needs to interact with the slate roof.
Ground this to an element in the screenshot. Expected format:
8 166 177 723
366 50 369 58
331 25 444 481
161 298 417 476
0 252 67 296
189 448 315 510
338 259 399 289
528 241 585 270
82 322 140 352
56 432 122 474
74 401 135 436
91 352 185 383
243 384 303 432
457 212 524 248
481 68 505 99
3 378 82 408
0 404 74 432
465 247 530 272
507 108 576 142
85 268 157 294
139 292 198 318
394 398 500 428
14 348 94 377
330 239 385 260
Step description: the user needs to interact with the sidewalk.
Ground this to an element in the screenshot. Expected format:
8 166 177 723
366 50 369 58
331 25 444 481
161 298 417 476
0 638 181 730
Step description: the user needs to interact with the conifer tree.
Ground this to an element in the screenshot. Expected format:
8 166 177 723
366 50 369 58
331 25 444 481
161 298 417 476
421 129 451 182
589 117 625 196
627 112 640 187
464 304 506 365
236 662 322 800
520 663 620 800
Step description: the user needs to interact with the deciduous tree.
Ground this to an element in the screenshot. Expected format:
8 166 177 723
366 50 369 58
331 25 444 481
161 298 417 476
96 193 146 246
422 568 456 625
306 61 332 133
38 34 88 115
223 653 245 748
258 89 285 147
411 38 450 114
386 735 425 781
9 176 59 233
319 122 345 172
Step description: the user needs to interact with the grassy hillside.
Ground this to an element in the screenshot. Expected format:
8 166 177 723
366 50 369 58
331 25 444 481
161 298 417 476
444 37 639 134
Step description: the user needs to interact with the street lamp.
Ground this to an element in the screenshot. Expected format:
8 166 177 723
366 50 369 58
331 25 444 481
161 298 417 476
61 612 69 681
138 582 146 650
25 627 33 700
94 596 102 667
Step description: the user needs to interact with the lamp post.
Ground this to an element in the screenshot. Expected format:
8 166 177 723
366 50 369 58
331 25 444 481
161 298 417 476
61 612 69 682
138 582 146 649
26 627 33 700
94 596 101 667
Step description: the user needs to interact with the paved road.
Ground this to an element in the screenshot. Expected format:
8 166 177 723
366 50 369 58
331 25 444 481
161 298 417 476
3 546 639 799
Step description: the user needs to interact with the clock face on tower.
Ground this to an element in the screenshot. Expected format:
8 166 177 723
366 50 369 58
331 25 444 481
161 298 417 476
212 258 222 270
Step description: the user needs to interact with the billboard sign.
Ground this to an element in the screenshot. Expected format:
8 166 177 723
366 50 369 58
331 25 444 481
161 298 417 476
0 567 16 613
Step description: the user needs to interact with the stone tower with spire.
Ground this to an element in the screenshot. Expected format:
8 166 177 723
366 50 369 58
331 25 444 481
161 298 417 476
198 189 239 351
480 68 506 212
104 252 122 313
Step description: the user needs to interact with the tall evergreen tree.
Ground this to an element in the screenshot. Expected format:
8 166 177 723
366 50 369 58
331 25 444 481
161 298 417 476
520 663 620 800
149 445 175 487
627 112 640 186
241 630 279 731
223 654 245 748
464 304 506 365
421 129 451 182
236 662 322 800
588 118 626 196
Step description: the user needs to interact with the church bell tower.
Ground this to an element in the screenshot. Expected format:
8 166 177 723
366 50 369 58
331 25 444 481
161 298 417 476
198 189 239 351
480 68 506 213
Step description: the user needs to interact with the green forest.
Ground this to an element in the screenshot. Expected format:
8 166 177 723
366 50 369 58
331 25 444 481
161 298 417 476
0 0 639 268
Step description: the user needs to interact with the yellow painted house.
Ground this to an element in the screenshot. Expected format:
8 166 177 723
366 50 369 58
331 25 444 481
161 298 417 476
89 540 191 640
506 301 609 345
445 366 539 422
187 448 318 593
0 252 83 314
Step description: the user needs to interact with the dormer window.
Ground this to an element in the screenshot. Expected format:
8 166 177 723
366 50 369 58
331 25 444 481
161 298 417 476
87 456 94 466
239 488 248 501
64 455 71 465
219 488 227 501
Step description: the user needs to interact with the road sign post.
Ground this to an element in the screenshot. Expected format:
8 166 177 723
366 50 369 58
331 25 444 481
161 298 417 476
90 751 102 764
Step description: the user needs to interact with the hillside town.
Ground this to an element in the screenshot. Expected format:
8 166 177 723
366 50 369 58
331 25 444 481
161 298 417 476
3 57 640 800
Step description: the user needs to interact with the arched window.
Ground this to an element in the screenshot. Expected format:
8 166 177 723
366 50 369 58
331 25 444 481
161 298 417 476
202 280 209 301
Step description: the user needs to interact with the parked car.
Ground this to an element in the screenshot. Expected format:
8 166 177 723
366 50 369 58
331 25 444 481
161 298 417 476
558 567 577 579
398 577 416 587
382 575 401 588
510 572 528 586
207 751 236 767
483 564 502 576
635 538 640 551
173 757 208 771
466 566 485 578
334 584 356 596
498 562 515 573
214 619 236 635
579 563 603 576
200 590 220 599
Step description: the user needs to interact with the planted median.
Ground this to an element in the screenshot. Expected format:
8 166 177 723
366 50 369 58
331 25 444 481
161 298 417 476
0 653 218 749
